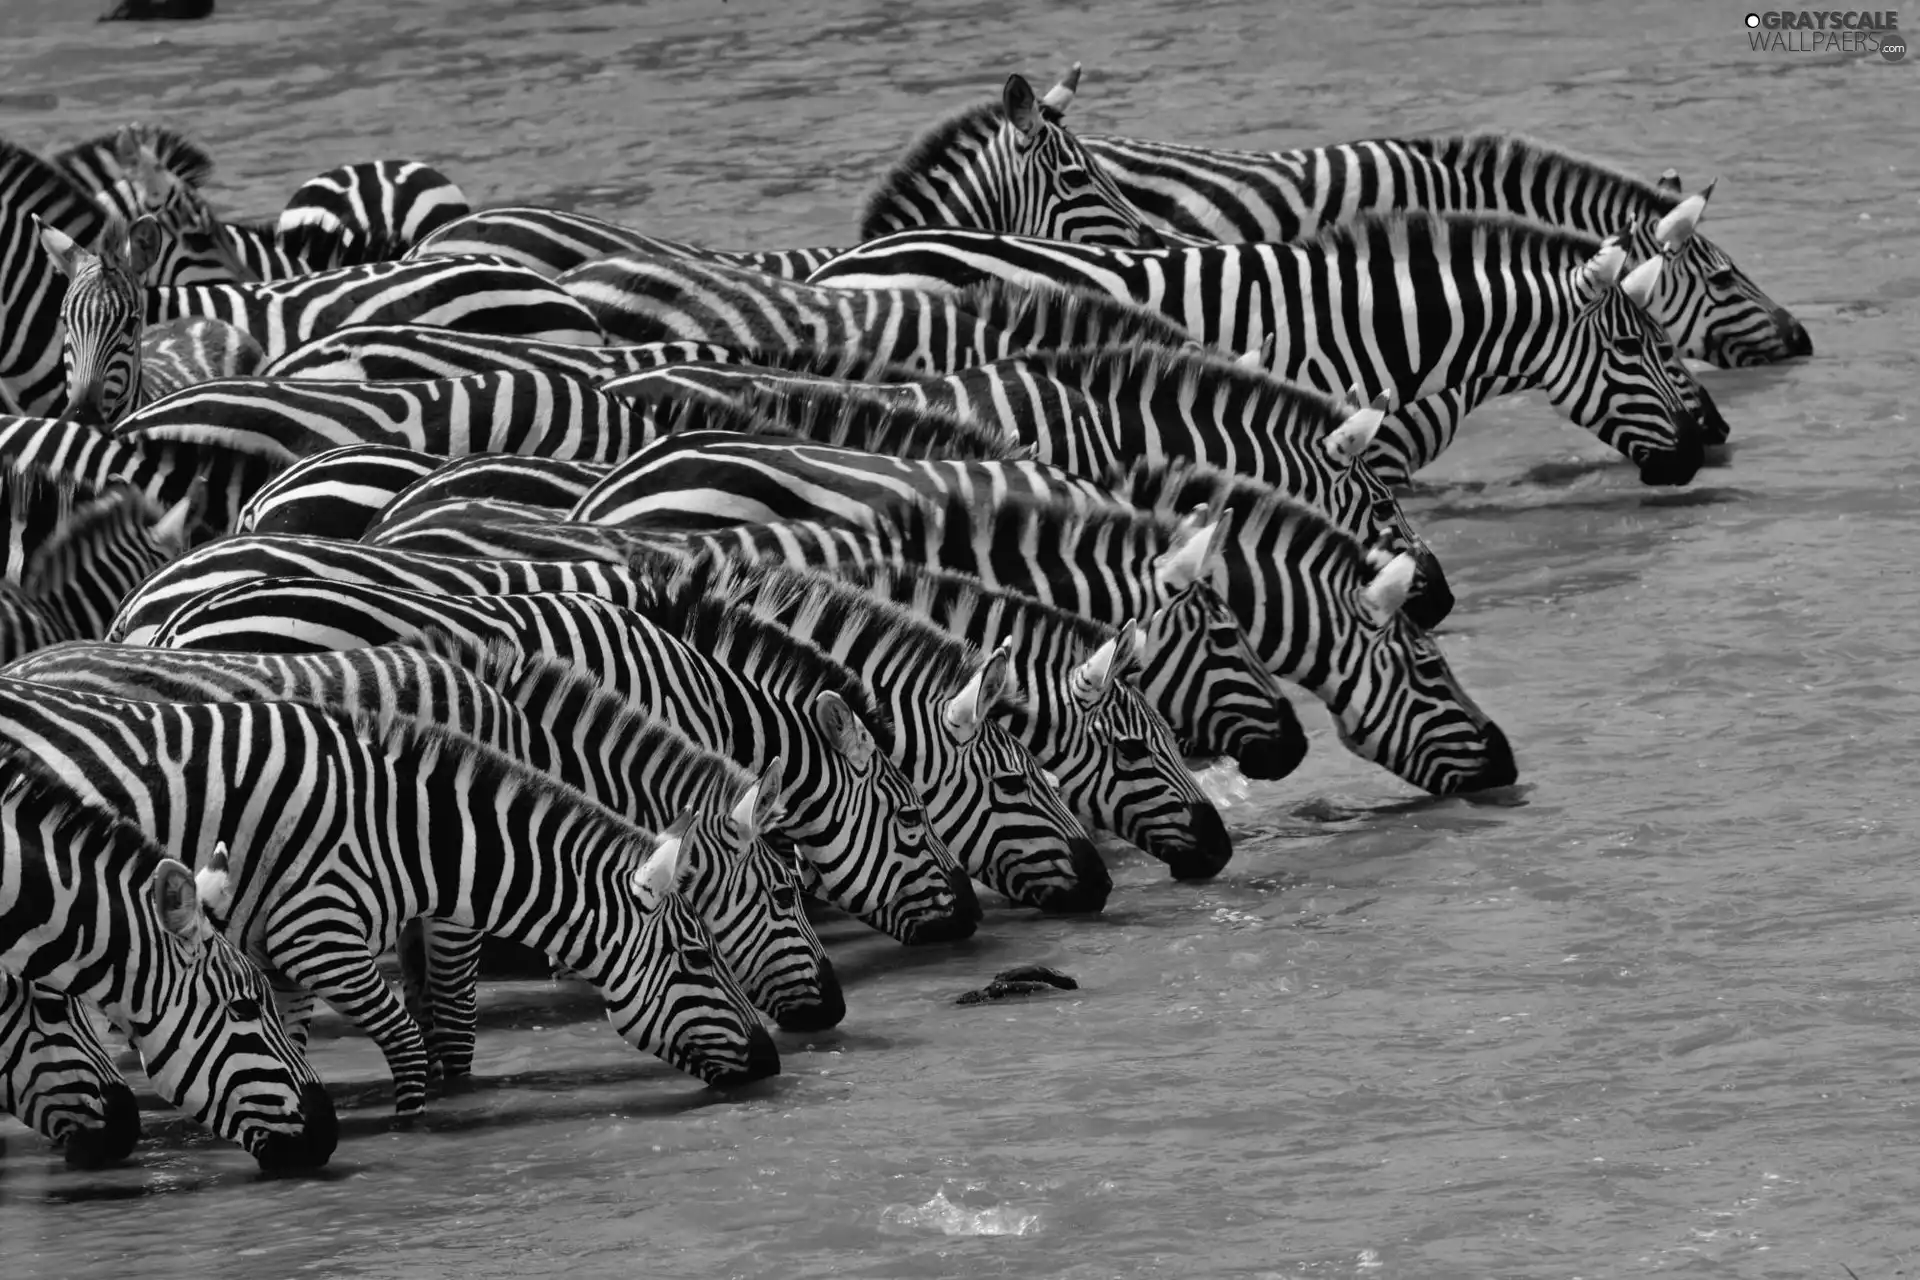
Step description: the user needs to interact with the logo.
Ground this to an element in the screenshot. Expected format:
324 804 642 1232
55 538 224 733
1745 9 1906 56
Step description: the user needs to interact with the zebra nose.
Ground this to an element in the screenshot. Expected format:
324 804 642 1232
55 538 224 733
1162 801 1235 882
61 1082 142 1169
1036 838 1111 914
710 1023 781 1087
1463 719 1519 791
1402 544 1455 632
1775 310 1813 357
773 957 846 1032
1636 409 1704 487
1233 719 1310 781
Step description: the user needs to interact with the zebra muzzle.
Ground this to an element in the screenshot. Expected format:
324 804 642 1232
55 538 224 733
1158 801 1234 882
60 1081 142 1169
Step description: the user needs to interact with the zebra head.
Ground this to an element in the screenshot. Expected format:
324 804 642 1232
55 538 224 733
106 127 257 285
139 841 338 1170
1549 236 1706 487
680 756 846 1033
1058 620 1233 881
0 975 140 1168
858 74 1163 249
38 213 154 427
601 827 780 1089
935 637 1111 913
1636 173 1810 367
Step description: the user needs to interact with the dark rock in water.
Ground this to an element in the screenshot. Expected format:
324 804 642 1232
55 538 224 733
100 0 215 20
953 965 1079 1005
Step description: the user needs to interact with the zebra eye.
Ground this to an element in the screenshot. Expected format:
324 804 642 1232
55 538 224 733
1707 267 1737 287
1058 165 1094 193
682 946 714 971
1614 336 1644 357
772 885 797 911
990 773 1030 803
1207 624 1243 647
1115 736 1153 762
226 996 262 1021
896 805 927 848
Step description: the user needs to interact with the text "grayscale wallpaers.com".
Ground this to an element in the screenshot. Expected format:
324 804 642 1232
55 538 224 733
1745 9 1908 58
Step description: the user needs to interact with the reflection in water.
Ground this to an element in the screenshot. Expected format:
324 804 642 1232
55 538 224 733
0 0 1913 1277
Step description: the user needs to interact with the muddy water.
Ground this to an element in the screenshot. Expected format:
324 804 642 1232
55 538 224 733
0 1 1915 1276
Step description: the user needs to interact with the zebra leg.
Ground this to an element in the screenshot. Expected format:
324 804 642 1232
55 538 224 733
418 921 483 1082
271 929 438 1118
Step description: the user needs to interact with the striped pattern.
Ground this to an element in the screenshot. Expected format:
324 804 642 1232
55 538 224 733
0 974 139 1167
145 580 978 946
0 678 777 1116
259 323 737 382
366 454 608 536
0 412 276 534
0 749 336 1167
3 634 844 1052
803 217 1711 484
143 256 607 361
234 443 440 539
43 126 256 285
1078 129 1810 367
409 206 843 282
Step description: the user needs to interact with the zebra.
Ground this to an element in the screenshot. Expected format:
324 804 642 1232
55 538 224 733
553 258 1198 372
365 454 611 537
0 411 276 534
0 974 140 1167
1065 120 1810 367
0 678 780 1117
142 255 607 362
408 73 1159 282
803 217 1711 485
234 442 441 539
587 346 1449 625
38 214 264 426
0 746 337 1168
11 479 202 650
276 160 471 261
3 632 845 1054
142 580 979 947
107 532 641 646
641 486 1518 795
634 557 1111 913
736 554 1233 879
258 323 739 382
112 368 645 469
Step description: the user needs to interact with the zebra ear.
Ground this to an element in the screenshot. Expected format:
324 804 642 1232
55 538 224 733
1653 179 1715 250
811 690 876 771
150 475 205 549
1359 552 1419 624
1071 631 1121 701
633 821 687 911
1039 61 1082 116
1656 168 1683 194
193 840 233 920
730 754 787 837
1154 513 1225 594
126 215 163 279
942 654 995 742
1110 617 1143 678
1003 74 1044 140
1325 387 1393 463
1572 239 1628 301
154 858 204 941
1234 335 1275 371
34 216 81 278
1619 254 1663 309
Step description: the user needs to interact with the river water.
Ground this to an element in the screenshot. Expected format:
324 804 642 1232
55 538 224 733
0 1 1914 1277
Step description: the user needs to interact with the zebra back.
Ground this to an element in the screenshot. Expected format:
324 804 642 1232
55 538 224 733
259 322 737 382
109 531 638 645
233 442 437 539
22 476 202 643
278 159 471 261
370 454 608 535
409 205 845 281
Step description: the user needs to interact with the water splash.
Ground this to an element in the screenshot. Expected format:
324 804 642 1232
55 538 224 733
1192 760 1252 811
879 1188 1041 1237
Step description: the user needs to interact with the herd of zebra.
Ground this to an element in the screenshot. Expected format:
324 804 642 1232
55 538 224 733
0 63 1808 1177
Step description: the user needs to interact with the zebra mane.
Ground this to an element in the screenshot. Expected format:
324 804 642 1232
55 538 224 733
956 276 1197 351
673 553 1031 717
643 377 1016 462
859 98 1008 242
851 558 1113 653
1298 207 1613 266
0 737 172 882
20 483 173 598
0 139 110 243
1032 341 1351 436
1097 451 1303 525
728 343 925 386
50 124 217 192
396 628 753 809
872 482 1180 570
630 565 896 741
1430 131 1684 216
333 691 661 864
